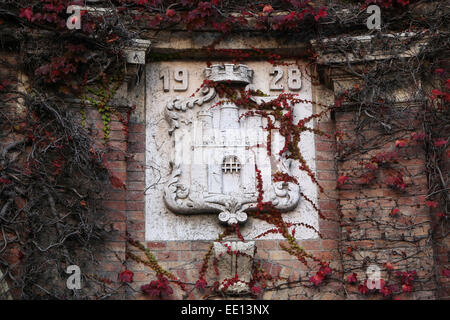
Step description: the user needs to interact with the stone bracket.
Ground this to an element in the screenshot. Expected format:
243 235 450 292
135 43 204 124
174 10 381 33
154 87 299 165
213 241 255 295
112 39 151 107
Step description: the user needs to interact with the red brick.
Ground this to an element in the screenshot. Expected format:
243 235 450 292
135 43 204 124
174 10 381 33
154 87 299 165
167 241 191 251
108 191 126 201
126 201 145 211
109 121 125 131
128 171 145 182
299 240 321 251
128 211 145 221
129 123 145 133
128 142 146 153
128 221 145 232
105 151 127 161
109 171 126 181
270 264 282 277
106 161 127 171
316 141 335 152
321 240 338 250
102 201 126 211
180 251 193 261
191 241 211 251
107 140 127 152
157 251 178 261
129 132 146 142
256 240 277 250
319 200 338 210
127 181 145 191
127 191 144 201
127 161 144 172
109 211 126 221
113 222 127 232
109 129 126 140
317 171 337 181
147 242 167 250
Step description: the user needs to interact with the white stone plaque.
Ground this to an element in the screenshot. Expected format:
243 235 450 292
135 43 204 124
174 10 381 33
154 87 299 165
145 61 318 240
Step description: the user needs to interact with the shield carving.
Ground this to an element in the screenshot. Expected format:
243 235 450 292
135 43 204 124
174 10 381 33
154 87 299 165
163 64 300 225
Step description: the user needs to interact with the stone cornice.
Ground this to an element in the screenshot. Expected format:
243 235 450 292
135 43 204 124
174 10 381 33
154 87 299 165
311 32 430 66
123 39 151 65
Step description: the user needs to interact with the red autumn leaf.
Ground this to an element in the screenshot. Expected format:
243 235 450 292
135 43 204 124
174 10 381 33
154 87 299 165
119 270 134 283
379 285 392 297
314 8 328 21
251 286 262 294
397 0 410 6
19 7 33 21
262 4 274 14
165 9 176 17
395 139 408 148
425 200 438 208
358 282 369 294
319 263 332 276
195 279 207 289
402 284 413 293
337 175 349 185
110 175 126 190
106 35 120 43
347 273 358 284
148 14 162 28
431 89 444 100
411 132 426 141
390 208 400 216
284 11 296 22
443 269 450 277
212 21 231 33
385 262 394 270
309 272 324 286
141 274 173 297
385 172 406 190
0 178 11 184
434 138 447 147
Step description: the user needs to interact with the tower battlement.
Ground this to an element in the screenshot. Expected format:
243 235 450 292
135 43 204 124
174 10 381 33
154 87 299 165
204 64 253 84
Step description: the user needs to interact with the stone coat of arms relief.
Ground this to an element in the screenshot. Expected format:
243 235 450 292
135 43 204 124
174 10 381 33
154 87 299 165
162 64 301 226
146 61 317 294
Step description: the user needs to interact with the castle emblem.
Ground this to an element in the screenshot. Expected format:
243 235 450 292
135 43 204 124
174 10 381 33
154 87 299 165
163 64 300 225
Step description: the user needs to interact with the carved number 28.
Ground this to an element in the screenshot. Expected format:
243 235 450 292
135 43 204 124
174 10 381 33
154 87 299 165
269 67 302 91
160 68 189 92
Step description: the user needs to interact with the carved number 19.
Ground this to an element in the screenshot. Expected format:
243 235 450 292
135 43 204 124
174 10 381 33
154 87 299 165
269 67 302 91
160 68 189 92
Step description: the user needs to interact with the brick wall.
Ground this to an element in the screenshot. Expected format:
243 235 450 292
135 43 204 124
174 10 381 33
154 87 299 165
80 76 445 300
1 47 447 299
335 108 438 299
